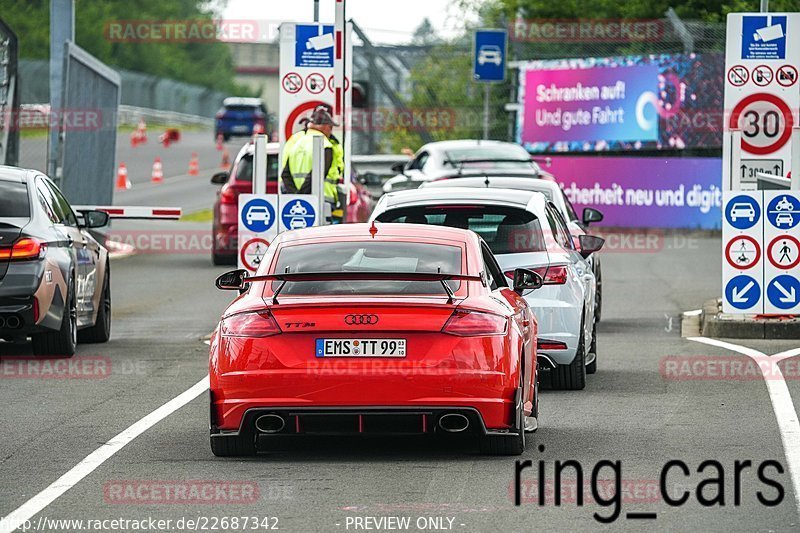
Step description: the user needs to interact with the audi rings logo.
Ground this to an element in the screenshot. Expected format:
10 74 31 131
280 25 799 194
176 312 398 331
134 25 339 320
344 314 379 325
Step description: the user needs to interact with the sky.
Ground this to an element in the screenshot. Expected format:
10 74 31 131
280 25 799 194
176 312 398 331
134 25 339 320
221 0 476 45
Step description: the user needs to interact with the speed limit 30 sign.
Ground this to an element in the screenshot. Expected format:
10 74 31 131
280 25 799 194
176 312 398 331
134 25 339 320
723 13 800 191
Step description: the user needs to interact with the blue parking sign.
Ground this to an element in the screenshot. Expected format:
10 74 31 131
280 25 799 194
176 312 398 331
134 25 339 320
474 29 507 82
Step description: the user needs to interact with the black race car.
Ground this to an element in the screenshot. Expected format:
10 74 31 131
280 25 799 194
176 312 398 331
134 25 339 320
0 166 111 356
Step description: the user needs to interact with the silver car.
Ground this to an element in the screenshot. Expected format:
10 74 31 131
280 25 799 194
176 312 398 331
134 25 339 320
370 187 604 390
420 175 605 322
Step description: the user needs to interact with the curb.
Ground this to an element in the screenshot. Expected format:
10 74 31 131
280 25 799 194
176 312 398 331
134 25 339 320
700 298 800 339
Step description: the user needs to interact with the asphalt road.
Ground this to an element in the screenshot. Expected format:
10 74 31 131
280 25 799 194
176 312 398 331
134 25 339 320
2 165 800 532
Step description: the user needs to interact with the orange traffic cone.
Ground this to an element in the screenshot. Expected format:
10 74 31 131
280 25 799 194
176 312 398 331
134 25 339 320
220 149 230 171
151 157 164 184
216 134 224 151
116 163 131 190
188 152 199 176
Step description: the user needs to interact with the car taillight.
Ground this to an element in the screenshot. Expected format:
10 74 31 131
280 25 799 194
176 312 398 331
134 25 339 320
504 265 567 285
220 310 281 338
0 238 47 261
219 184 237 205
537 339 568 351
442 309 507 337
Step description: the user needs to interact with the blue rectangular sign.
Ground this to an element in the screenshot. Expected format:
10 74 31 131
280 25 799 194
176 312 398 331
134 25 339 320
741 15 787 60
474 29 507 82
296 24 335 68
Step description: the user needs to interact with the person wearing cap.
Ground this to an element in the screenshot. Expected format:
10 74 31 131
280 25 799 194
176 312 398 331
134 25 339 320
280 106 342 219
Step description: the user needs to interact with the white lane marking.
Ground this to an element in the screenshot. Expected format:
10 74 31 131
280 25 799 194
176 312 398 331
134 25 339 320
682 309 702 317
688 337 800 516
0 376 209 533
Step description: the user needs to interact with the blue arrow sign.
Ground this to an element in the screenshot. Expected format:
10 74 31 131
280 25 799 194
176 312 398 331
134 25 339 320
725 275 761 310
766 275 800 310
725 194 761 230
241 198 276 233
766 194 800 230
474 29 507 82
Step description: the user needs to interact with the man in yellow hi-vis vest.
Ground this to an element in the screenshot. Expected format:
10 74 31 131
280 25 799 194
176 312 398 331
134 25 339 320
280 106 342 219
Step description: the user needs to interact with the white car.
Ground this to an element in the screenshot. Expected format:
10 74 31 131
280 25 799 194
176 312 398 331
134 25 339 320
370 187 604 390
246 206 271 226
478 45 503 66
385 140 539 194
730 203 756 222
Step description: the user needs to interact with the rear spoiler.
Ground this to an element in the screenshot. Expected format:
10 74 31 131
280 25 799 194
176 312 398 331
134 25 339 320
216 270 482 304
72 206 182 220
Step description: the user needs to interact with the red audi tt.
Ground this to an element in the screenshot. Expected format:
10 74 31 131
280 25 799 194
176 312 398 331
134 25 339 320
209 223 542 456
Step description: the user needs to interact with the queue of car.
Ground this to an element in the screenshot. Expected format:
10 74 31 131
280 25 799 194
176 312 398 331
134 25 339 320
208 138 605 457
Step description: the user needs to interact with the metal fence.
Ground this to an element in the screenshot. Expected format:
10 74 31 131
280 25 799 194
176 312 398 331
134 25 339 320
57 42 120 205
19 59 226 118
0 18 19 166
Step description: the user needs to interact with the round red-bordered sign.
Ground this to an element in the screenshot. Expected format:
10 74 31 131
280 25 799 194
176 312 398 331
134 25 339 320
725 235 761 270
327 75 350 93
284 100 326 141
727 65 749 87
240 237 270 272
777 65 798 88
282 72 302 94
767 234 800 270
729 93 795 155
305 73 326 94
752 65 774 87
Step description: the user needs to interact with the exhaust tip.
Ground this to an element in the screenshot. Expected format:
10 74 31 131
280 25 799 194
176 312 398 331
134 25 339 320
255 414 286 434
438 413 470 433
5 315 21 329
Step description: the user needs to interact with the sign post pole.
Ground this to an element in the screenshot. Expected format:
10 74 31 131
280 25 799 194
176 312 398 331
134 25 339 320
483 84 490 140
253 134 267 195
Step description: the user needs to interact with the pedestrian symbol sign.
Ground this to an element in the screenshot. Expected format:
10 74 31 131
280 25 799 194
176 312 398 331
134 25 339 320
767 235 800 270
240 238 270 272
725 275 761 310
725 235 761 270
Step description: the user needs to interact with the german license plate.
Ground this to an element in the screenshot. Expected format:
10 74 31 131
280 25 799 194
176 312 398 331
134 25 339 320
315 339 406 357
232 124 249 132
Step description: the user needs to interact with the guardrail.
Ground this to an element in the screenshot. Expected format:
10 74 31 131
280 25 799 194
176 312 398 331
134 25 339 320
18 103 214 129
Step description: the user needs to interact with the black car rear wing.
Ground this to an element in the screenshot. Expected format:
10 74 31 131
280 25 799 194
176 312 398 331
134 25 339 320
216 270 482 304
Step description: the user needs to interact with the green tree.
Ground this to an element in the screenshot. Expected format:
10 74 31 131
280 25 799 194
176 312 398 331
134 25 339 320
0 0 253 94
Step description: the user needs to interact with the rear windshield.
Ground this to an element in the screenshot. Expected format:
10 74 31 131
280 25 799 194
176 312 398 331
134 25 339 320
224 105 261 113
234 154 279 183
272 241 462 296
0 181 30 218
445 145 533 168
377 205 546 255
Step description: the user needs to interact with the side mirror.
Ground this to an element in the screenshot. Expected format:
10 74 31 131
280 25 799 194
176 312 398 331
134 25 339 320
582 207 604 226
79 210 110 229
578 235 605 259
513 268 543 294
216 269 248 291
211 172 228 185
391 162 407 175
